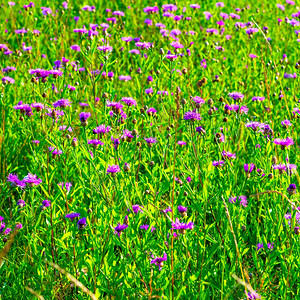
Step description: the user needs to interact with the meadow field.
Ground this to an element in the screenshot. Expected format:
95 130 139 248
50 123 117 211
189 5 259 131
0 0 300 299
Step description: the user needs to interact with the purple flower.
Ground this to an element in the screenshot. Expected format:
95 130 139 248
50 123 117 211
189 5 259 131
2 77 15 84
79 112 91 125
4 228 12 235
252 96 265 101
65 212 80 221
119 75 132 81
144 137 157 145
77 218 87 229
229 196 248 207
212 160 225 167
121 97 137 106
42 200 51 208
7 173 26 189
48 147 63 156
58 182 72 193
245 290 261 299
287 184 297 195
183 111 201 121
150 252 167 270
178 205 187 214
276 3 285 10
177 141 186 146
23 173 42 187
244 163 255 174
107 165 120 175
228 92 244 101
70 45 81 52
171 218 194 233
93 125 111 135
114 224 128 236
88 139 104 149
196 126 206 135
17 199 26 208
273 164 287 174
245 121 263 132
284 73 297 79
222 151 236 160
216 2 225 7
53 99 72 108
281 119 292 128
273 137 294 149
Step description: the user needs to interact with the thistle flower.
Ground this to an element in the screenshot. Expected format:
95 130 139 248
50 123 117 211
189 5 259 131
229 196 248 207
287 184 297 195
121 97 137 106
107 165 120 176
114 224 128 236
17 199 25 208
281 119 292 128
150 252 167 270
93 125 111 135
88 139 104 149
79 112 91 126
171 218 194 234
228 92 244 101
273 137 294 149
212 160 225 167
7 174 26 189
65 212 80 221
77 218 87 229
244 163 255 174
23 173 42 187
178 205 187 216
58 182 72 193
183 111 201 121
144 137 157 146
222 151 236 160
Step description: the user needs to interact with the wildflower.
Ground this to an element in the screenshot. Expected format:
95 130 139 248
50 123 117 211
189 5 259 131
165 54 178 61
144 137 157 146
183 111 201 121
252 96 265 101
114 224 128 236
147 108 157 116
150 252 167 270
119 75 132 81
244 162 255 173
40 200 51 210
178 205 187 216
53 99 72 108
77 218 87 229
178 141 186 147
216 2 225 7
23 173 42 187
196 126 206 135
70 45 81 52
171 218 194 234
7 174 26 189
79 112 91 126
2 77 15 84
281 119 292 128
65 212 80 221
287 183 297 195
15 223 23 230
93 125 111 136
276 3 285 10
17 199 25 208
245 121 263 132
273 137 294 149
121 97 137 106
107 165 120 176
48 147 63 156
228 92 244 101
245 290 261 299
272 164 287 174
58 182 72 193
229 196 248 207
4 228 12 235
222 151 236 160
212 160 225 167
